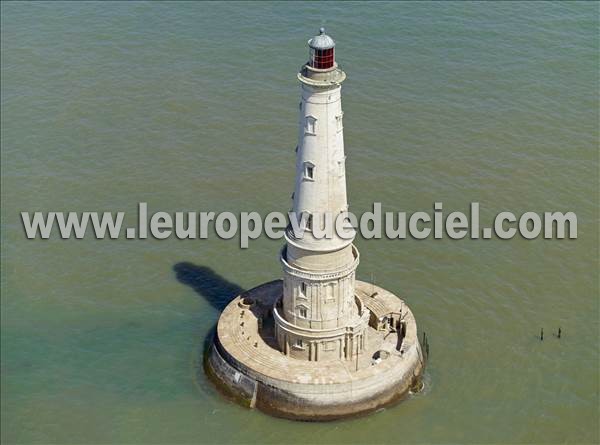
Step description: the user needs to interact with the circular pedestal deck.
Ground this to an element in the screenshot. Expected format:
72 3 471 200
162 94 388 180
205 279 425 421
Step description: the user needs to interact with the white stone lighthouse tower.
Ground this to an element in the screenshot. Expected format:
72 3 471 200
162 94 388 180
275 28 369 362
207 29 425 421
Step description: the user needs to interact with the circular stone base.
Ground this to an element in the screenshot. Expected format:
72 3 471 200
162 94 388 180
205 279 425 421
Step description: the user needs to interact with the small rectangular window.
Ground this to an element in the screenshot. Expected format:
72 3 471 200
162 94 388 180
306 165 314 179
337 157 345 177
301 282 307 293
303 162 315 181
335 112 344 132
299 308 307 318
305 116 316 135
295 338 304 347
325 284 335 302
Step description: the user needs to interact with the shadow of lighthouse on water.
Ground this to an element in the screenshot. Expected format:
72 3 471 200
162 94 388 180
173 262 243 313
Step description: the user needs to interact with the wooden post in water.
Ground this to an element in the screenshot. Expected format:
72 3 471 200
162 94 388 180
371 273 375 295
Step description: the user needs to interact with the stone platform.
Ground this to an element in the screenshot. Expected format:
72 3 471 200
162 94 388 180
205 279 425 421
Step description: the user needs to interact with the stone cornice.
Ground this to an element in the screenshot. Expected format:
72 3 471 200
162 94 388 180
280 245 359 282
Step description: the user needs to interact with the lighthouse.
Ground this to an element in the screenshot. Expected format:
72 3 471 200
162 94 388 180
277 28 368 362
206 29 425 421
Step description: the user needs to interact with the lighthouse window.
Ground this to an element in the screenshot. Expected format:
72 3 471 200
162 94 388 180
295 338 304 348
305 116 317 135
325 284 335 302
301 282 307 294
338 157 346 177
299 308 307 319
304 164 314 180
336 112 343 132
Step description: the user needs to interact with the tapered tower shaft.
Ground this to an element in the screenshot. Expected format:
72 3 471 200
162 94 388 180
275 29 368 362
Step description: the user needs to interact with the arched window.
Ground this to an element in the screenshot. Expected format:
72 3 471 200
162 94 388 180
305 116 317 135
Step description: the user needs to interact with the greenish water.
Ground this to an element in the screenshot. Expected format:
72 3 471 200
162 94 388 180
1 2 598 444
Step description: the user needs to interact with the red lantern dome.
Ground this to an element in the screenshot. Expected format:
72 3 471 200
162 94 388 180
308 28 335 69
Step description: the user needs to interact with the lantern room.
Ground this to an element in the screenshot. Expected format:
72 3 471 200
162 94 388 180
308 28 335 69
